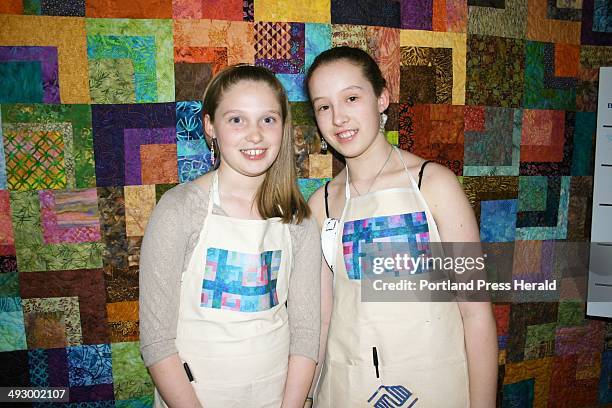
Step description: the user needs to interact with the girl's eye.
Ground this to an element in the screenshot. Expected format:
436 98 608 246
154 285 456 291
263 116 277 124
317 105 329 112
347 96 358 102
229 116 242 124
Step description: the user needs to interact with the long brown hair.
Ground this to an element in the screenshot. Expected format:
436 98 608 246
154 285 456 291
202 64 310 223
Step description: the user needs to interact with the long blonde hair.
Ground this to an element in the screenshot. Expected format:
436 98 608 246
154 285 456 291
202 64 310 223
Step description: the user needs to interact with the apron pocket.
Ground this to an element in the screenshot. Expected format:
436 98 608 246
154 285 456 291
380 358 469 407
193 367 287 408
193 381 251 408
250 369 287 408
318 360 382 407
317 358 468 408
153 384 250 408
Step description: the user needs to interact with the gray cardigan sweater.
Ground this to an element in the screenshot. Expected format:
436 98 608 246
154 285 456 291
139 181 321 367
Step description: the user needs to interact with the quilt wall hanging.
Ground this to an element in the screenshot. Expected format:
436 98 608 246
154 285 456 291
0 0 611 406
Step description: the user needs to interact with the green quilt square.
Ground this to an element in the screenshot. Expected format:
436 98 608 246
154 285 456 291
89 58 137 104
86 19 174 103
0 273 19 298
10 190 103 272
1 104 96 190
519 176 548 212
524 322 556 360
557 300 586 327
112 341 154 400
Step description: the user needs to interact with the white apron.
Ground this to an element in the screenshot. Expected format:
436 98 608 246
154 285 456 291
154 171 291 408
315 148 470 407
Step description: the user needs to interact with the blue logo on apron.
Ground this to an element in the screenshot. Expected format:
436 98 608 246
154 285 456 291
367 385 418 407
201 248 281 312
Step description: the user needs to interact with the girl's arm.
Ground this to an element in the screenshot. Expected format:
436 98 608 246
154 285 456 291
283 217 322 407
456 300 498 408
424 164 498 408
149 355 202 408
139 186 204 407
281 355 316 408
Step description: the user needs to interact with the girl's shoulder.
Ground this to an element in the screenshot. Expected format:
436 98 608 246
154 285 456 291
394 149 456 187
154 174 213 215
189 171 214 197
414 159 467 211
147 180 211 236
159 181 202 205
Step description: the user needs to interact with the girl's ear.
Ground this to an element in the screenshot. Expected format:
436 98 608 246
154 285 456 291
378 87 390 113
204 113 215 141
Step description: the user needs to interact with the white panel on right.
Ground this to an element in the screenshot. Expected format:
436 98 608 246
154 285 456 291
587 67 612 318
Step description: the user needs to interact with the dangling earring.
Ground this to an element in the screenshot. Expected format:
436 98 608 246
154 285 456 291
320 135 328 153
379 112 388 133
210 137 218 168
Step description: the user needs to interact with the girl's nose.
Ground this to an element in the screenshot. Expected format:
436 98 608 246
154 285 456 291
245 127 264 144
332 108 349 126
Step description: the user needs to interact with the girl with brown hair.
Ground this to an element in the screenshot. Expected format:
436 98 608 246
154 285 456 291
139 64 321 408
306 47 498 407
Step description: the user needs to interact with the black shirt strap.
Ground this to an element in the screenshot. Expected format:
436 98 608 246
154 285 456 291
324 180 331 218
418 160 434 190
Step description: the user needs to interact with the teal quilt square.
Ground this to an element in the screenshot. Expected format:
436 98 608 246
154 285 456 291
0 297 27 352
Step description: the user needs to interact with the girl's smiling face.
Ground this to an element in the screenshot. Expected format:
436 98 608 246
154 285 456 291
205 80 283 178
308 59 389 158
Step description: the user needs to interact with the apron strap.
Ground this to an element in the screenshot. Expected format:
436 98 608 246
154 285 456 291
208 171 220 215
344 167 351 199
393 146 420 191
394 145 409 172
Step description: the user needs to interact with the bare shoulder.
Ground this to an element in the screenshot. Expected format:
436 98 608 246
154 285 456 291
395 149 455 188
420 161 461 191
407 158 479 241
393 149 467 208
394 149 478 241
421 163 466 207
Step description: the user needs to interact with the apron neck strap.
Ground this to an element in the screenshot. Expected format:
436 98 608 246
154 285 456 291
344 167 351 199
393 146 409 173
208 171 220 215
393 146 421 191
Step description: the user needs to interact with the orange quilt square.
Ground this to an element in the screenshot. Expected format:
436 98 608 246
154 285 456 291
86 0 172 18
554 43 580 78
140 144 178 185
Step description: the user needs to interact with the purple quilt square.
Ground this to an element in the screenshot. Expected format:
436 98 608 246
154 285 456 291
70 383 115 403
47 347 69 387
92 103 176 187
401 0 433 30
124 127 176 185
